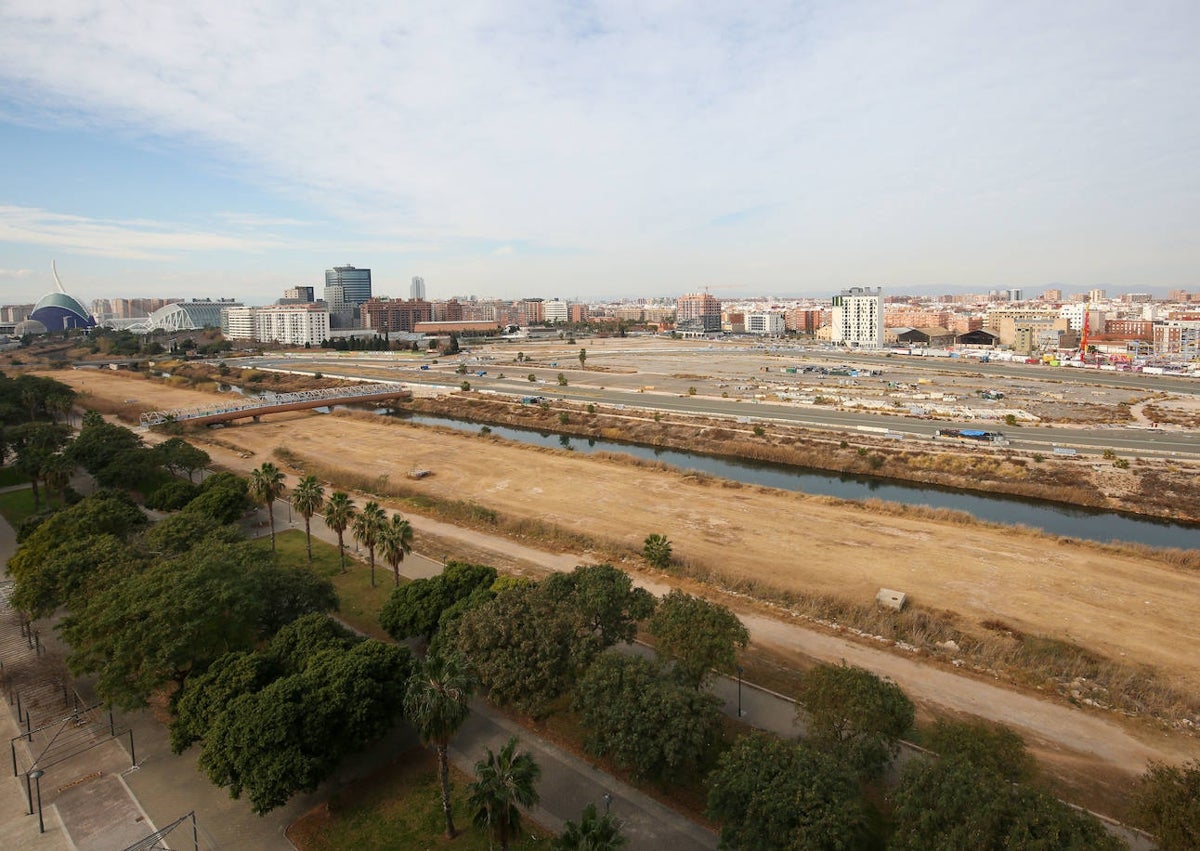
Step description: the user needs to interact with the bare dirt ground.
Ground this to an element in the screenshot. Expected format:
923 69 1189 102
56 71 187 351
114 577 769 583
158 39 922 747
54 369 1200 798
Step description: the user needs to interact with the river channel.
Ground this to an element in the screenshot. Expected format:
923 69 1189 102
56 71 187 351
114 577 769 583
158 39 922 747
381 411 1200 550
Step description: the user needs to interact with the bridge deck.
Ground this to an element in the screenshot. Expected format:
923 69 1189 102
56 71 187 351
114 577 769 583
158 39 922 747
139 384 411 427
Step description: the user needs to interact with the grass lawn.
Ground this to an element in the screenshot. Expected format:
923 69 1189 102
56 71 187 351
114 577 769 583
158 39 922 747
262 529 399 639
0 467 30 487
0 487 48 528
287 747 552 851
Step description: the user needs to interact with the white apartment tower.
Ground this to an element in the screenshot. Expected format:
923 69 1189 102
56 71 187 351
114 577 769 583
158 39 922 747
411 276 426 300
544 298 569 324
830 286 883 347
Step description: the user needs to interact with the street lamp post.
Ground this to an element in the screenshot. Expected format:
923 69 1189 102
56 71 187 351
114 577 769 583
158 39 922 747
736 665 744 717
29 769 45 833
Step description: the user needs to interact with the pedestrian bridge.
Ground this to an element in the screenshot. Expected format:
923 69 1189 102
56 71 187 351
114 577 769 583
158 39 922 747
138 383 412 427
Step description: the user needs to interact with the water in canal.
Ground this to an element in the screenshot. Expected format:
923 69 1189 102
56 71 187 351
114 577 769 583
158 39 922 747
383 411 1199 550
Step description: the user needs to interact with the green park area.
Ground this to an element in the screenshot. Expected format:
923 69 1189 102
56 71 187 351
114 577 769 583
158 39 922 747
0 487 39 528
288 749 550 851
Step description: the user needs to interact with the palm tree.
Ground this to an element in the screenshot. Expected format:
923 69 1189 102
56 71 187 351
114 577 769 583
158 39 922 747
553 802 627 850
467 736 541 851
42 453 76 505
290 475 325 562
351 500 387 586
642 533 672 569
248 462 287 551
324 491 356 573
379 514 414 587
404 653 477 839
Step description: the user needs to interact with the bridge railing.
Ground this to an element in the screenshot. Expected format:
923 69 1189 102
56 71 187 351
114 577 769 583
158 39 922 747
139 383 406 426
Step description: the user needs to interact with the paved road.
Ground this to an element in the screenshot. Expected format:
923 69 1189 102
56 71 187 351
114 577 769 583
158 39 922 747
236 352 1200 458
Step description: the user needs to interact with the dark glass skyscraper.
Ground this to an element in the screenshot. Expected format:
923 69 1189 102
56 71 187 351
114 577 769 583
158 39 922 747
324 265 372 307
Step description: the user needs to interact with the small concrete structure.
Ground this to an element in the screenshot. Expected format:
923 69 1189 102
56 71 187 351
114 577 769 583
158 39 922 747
876 588 907 611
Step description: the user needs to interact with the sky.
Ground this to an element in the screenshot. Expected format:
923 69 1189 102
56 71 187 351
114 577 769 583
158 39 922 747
0 1 1197 307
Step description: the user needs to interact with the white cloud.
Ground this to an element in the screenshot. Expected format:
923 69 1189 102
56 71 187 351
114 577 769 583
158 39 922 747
0 267 34 278
0 205 284 259
0 1 1197 291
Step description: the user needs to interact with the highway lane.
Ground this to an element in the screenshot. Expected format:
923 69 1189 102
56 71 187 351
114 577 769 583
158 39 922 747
236 353 1200 459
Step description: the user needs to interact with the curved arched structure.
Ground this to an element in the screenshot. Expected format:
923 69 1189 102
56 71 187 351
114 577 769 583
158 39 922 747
143 301 227 333
30 291 95 332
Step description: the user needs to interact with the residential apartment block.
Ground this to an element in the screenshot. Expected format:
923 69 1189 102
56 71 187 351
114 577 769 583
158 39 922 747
830 287 883 347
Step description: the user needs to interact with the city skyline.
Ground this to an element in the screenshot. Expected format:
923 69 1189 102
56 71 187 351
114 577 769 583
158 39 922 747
1 3 1197 306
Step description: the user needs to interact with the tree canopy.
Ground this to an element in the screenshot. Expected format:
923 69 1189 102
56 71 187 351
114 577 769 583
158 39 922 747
175 614 411 814
542 563 656 647
60 540 336 710
380 560 497 642
574 651 721 783
6 491 149 616
1132 759 1200 851
795 662 914 779
647 590 748 689
890 756 1124 851
183 472 250 524
707 732 871 851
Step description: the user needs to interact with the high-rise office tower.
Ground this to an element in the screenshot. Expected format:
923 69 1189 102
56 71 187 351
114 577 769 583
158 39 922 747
324 265 372 307
411 276 425 300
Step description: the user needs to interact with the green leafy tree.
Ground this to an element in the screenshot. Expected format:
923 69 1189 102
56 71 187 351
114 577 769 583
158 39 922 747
404 652 477 839
541 563 656 647
379 513 414 587
248 462 286 551
578 348 587 369
289 475 325 562
707 732 871 851
452 581 598 716
380 561 497 643
142 511 242 556
170 650 280 754
553 802 626 851
11 422 70 509
925 718 1035 782
890 756 1124 850
642 533 672 569
61 541 335 710
199 638 412 814
1132 759 1200 851
647 590 748 689
145 478 200 511
66 420 143 480
468 736 541 851
7 492 149 614
574 652 721 783
323 491 356 573
11 533 142 619
183 472 250 524
351 500 387 587
154 437 209 482
794 662 914 779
